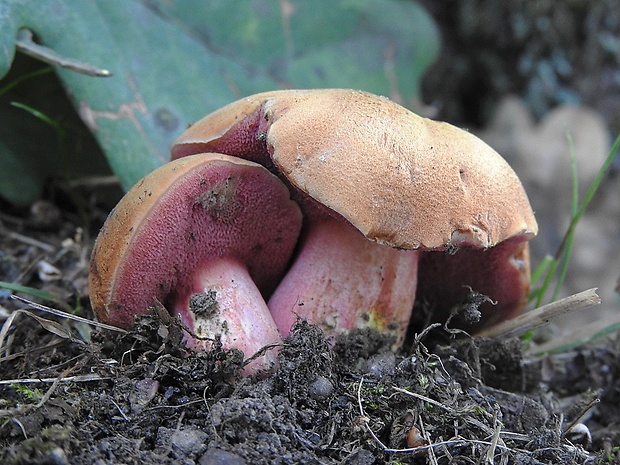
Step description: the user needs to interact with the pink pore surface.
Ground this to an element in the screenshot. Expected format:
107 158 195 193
107 159 301 328
170 103 347 223
416 235 531 330
269 218 419 346
171 106 273 168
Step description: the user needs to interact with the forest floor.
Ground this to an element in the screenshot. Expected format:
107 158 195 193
2 1 620 463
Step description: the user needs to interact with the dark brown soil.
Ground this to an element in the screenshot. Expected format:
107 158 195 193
1 197 620 464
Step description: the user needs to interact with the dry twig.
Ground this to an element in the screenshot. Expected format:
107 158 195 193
476 288 600 338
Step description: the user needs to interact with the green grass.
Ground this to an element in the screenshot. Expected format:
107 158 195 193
0 66 52 98
11 384 43 403
10 101 68 165
530 131 620 307
0 281 60 303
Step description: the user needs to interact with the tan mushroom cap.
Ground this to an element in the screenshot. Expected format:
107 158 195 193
175 89 538 250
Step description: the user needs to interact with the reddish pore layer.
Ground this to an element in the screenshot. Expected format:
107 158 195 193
416 235 531 330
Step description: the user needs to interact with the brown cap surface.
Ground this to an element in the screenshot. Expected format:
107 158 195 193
173 89 537 250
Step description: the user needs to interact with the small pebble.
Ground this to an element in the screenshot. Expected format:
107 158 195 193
363 351 396 380
28 199 62 229
129 378 159 413
342 448 376 465
565 423 592 448
308 375 334 400
170 428 208 456
199 448 247 465
47 447 69 465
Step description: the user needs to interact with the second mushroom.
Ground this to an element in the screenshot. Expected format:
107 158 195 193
89 153 302 374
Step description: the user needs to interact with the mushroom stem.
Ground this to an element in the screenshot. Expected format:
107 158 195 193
268 218 419 346
172 258 281 375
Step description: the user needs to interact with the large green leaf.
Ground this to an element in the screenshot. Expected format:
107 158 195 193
0 0 439 205
145 0 439 107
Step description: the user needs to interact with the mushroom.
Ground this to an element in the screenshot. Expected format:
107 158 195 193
89 153 302 374
171 89 538 342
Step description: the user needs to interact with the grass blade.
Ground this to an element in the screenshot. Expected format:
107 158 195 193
0 281 59 302
533 131 620 307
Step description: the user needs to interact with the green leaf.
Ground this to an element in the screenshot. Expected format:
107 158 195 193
146 0 439 106
0 0 439 204
0 280 60 302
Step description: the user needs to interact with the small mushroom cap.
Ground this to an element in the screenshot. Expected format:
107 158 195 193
89 153 302 328
173 89 537 250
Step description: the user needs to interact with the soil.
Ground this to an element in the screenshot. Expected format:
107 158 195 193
1 196 619 464
2 1 620 464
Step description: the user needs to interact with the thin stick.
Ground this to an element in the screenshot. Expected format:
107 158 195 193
2 230 56 253
66 175 121 188
0 374 109 385
110 398 130 421
391 386 455 413
16 29 112 77
11 295 127 333
561 398 600 439
476 289 600 338
528 311 620 354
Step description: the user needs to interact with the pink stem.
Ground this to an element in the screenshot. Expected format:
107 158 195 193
269 219 419 347
172 257 282 375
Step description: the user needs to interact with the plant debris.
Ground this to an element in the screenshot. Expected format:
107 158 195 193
2 242 620 465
